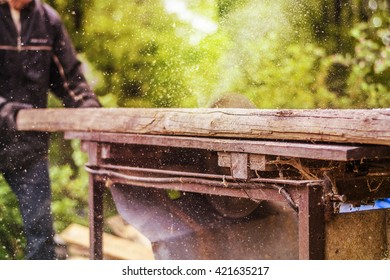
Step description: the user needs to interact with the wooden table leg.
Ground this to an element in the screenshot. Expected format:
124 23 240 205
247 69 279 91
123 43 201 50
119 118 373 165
298 184 326 260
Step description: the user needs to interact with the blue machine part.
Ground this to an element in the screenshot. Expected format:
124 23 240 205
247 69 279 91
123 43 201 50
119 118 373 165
339 198 390 213
374 198 390 208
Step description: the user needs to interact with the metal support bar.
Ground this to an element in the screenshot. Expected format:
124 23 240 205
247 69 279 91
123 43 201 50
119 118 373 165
88 175 104 260
64 131 390 161
297 184 326 260
86 142 104 260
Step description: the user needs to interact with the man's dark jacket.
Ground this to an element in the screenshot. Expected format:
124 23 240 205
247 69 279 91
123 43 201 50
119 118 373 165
0 0 99 170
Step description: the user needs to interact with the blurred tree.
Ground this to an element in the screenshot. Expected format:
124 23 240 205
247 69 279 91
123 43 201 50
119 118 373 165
0 178 25 260
328 4 390 108
81 0 194 108
197 0 389 108
44 0 388 109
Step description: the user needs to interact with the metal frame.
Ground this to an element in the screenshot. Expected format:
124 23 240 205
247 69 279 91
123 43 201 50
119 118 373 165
65 131 390 260
86 168 326 259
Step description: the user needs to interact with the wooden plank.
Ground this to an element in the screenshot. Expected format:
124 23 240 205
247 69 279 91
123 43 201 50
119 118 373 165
106 215 152 248
228 153 249 180
16 108 390 145
249 154 276 171
60 223 154 260
64 132 390 161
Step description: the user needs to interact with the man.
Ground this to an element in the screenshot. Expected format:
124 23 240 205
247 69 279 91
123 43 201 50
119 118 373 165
0 0 100 259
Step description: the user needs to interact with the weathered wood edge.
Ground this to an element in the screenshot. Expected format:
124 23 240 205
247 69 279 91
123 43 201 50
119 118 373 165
17 108 390 146
64 131 390 161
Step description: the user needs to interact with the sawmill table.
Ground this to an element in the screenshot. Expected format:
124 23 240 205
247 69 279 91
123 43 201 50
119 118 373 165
17 108 390 260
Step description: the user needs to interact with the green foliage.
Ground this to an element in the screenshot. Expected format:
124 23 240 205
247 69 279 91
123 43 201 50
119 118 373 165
0 178 25 260
50 140 88 232
44 0 389 110
51 140 117 233
217 0 248 18
198 0 328 108
343 14 390 108
82 0 194 108
200 0 389 109
318 7 390 108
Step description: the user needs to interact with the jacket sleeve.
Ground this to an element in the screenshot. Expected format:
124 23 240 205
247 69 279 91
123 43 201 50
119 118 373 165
49 12 100 108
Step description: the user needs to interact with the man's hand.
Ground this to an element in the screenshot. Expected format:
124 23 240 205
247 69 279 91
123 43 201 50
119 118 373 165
0 102 33 131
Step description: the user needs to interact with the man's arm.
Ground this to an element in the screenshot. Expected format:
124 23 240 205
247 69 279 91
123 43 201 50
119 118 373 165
48 8 100 108
0 97 32 131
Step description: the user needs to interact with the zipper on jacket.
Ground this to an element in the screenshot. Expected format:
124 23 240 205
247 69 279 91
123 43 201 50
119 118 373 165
8 5 22 51
17 35 22 51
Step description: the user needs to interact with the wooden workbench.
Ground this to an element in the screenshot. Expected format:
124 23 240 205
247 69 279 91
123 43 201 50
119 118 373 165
17 108 390 259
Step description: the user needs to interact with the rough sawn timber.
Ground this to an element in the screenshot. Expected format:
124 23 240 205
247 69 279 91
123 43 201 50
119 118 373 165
16 108 390 145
